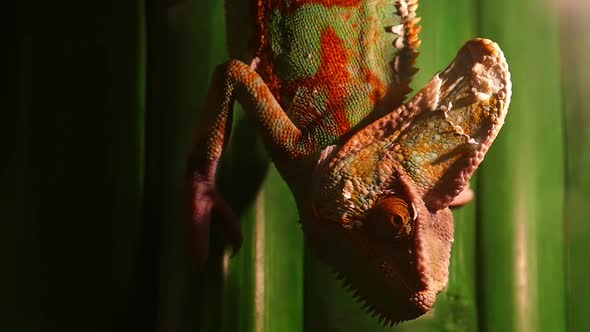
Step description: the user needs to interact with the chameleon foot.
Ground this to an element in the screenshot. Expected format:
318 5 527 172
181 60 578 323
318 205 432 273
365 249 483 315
190 174 242 264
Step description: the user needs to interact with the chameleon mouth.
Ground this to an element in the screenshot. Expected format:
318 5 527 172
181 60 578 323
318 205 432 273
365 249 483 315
333 270 435 327
302 216 437 326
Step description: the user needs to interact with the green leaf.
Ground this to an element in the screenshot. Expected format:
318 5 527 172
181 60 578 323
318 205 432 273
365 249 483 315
560 2 590 332
478 1 566 331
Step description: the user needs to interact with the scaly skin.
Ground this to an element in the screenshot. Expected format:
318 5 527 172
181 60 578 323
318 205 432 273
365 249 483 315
189 0 511 325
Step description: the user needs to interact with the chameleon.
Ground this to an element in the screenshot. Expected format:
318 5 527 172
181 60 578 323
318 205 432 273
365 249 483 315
188 0 511 326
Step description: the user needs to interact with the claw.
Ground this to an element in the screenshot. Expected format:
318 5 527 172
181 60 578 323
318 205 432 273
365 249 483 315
189 175 214 264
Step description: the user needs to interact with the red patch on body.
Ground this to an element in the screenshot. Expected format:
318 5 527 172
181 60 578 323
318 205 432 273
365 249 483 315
255 0 364 105
286 27 353 134
256 0 283 98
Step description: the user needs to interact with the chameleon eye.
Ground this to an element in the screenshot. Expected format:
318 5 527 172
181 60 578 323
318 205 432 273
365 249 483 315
365 197 415 240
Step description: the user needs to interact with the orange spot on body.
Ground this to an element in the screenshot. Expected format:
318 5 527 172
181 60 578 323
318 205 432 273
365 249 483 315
365 70 387 105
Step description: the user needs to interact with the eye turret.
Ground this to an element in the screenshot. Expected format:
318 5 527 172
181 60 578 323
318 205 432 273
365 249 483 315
365 197 416 240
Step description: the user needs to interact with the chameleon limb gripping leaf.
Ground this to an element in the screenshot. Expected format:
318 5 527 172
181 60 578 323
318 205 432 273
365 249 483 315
188 0 511 325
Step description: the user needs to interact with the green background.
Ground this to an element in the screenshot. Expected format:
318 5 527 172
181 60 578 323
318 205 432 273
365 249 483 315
8 0 590 331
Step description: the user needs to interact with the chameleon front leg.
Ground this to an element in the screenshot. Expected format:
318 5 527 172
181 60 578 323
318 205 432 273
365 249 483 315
188 59 309 263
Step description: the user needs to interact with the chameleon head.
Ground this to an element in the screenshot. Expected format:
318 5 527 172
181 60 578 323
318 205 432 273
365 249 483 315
305 163 454 324
304 38 510 325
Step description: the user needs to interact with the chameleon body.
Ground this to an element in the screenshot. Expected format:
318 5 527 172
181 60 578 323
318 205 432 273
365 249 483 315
189 0 511 325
